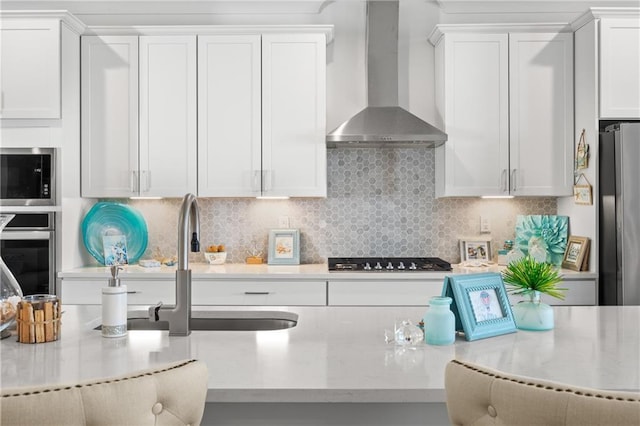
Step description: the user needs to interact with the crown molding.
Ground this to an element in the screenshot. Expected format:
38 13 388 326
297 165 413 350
571 7 640 30
0 1 330 16
83 24 334 43
435 0 640 15
428 22 572 46
0 10 86 33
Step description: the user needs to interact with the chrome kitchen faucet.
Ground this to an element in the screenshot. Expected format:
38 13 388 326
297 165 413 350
149 193 200 335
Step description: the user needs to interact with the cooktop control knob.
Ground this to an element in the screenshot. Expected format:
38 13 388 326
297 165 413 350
409 262 417 270
398 262 405 270
374 262 383 270
386 262 394 270
364 262 372 270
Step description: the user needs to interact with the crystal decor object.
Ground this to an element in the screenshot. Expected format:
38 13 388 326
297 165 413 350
0 214 24 339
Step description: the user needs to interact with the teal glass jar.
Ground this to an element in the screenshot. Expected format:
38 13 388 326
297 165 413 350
424 296 455 345
512 291 554 331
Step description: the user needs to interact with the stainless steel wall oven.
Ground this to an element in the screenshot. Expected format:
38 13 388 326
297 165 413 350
0 213 55 296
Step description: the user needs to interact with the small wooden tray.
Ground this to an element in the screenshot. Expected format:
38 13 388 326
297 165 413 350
246 256 263 264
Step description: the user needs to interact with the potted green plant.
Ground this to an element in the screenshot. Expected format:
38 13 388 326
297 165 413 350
502 255 567 331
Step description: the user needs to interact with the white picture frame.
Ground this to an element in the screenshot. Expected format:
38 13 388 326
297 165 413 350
459 239 492 262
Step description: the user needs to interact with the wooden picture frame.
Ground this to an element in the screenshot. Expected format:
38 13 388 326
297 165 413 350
561 236 590 271
442 273 516 341
573 185 593 205
459 239 492 262
267 229 300 265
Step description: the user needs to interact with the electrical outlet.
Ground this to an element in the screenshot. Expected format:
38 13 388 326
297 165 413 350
480 216 491 233
278 216 290 228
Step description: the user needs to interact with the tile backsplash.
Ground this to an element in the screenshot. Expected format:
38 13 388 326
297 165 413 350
126 148 556 265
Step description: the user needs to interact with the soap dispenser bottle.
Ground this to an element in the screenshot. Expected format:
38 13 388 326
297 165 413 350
102 266 127 338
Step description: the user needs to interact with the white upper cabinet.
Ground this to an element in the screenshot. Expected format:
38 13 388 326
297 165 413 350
432 27 573 197
508 32 574 196
81 35 197 197
599 18 640 119
435 33 509 196
139 36 197 197
198 35 262 197
81 36 139 197
0 19 61 119
198 33 327 198
262 34 327 198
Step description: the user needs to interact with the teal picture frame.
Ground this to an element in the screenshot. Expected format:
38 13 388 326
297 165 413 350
267 229 300 265
442 273 516 341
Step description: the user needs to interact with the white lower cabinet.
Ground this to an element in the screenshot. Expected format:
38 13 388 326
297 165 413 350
328 280 444 306
192 281 327 306
60 279 175 305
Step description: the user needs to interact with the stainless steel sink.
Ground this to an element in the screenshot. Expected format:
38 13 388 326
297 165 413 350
95 310 298 331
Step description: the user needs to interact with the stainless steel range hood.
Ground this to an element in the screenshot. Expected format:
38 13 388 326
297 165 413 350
326 0 447 148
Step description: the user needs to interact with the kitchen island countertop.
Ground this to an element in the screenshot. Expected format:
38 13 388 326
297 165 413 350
1 305 637 402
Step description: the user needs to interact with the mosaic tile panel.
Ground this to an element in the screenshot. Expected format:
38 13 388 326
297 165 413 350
125 148 556 265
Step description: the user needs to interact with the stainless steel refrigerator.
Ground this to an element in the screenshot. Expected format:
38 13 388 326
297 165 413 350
599 122 640 305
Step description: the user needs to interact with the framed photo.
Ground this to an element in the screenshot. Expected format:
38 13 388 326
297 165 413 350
442 272 516 341
268 229 300 265
573 185 593 205
561 236 590 271
103 235 128 266
459 239 492 262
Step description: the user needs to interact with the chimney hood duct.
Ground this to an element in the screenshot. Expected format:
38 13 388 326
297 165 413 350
326 0 447 148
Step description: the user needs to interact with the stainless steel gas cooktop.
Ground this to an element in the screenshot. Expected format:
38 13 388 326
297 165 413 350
328 257 452 272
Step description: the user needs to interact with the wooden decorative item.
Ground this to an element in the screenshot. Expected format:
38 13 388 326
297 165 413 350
575 129 590 170
573 174 593 205
16 295 61 343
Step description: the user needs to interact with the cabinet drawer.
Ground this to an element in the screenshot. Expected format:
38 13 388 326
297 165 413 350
192 281 326 306
60 279 175 305
328 281 443 306
508 279 597 306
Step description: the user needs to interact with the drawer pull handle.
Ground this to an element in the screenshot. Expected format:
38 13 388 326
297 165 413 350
244 291 270 295
127 291 140 294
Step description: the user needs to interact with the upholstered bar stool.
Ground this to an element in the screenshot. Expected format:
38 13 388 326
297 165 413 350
445 359 640 426
1 359 208 426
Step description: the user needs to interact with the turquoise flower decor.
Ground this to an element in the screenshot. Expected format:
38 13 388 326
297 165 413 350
514 215 568 266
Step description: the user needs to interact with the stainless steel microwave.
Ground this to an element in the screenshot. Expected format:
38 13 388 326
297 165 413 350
0 148 55 206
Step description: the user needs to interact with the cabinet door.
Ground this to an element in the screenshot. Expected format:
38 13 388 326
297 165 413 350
262 34 327 197
198 35 261 197
600 18 640 118
60 279 175 305
81 36 139 197
509 33 573 196
435 34 509 197
139 36 197 197
0 19 60 119
192 281 326 306
328 280 442 306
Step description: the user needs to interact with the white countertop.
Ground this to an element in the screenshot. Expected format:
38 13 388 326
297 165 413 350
59 263 597 281
1 305 637 402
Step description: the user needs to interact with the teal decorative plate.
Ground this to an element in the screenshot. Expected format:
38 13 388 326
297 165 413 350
515 215 568 266
82 202 148 265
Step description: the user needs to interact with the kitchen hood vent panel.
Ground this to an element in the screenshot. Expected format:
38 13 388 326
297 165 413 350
326 106 446 148
326 0 447 147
